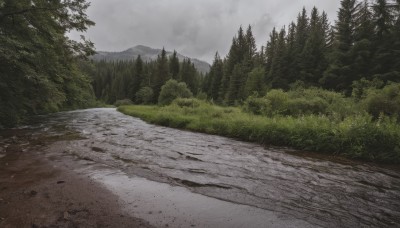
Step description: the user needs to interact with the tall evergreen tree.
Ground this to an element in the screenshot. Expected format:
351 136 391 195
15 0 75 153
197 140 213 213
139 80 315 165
207 53 224 101
299 7 328 85
269 28 289 89
152 48 170 101
169 50 180 80
321 0 358 92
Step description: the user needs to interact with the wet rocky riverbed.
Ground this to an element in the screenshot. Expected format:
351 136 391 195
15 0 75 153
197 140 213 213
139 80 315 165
1 108 399 227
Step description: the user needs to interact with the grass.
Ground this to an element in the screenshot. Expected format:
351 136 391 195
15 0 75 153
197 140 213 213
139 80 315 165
118 99 400 164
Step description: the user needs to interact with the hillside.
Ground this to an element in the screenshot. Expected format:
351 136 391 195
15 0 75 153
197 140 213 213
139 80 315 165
92 45 211 74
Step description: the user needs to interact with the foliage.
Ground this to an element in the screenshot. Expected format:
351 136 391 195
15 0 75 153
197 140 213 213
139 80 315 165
158 80 193 106
114 99 134 107
118 102 400 164
362 83 400 119
0 0 96 127
135 87 154 104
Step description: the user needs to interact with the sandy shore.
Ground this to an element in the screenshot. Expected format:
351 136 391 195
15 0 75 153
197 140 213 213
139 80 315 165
0 150 152 228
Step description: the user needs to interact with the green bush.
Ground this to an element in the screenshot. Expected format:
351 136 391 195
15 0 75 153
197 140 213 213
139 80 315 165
135 87 154 104
362 83 400 119
173 98 202 108
158 80 193 106
286 97 329 116
265 89 288 115
114 99 133 107
242 96 271 115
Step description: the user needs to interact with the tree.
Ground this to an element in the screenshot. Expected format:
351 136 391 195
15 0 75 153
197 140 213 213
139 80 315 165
152 48 170 102
169 50 180 80
321 0 358 93
244 66 266 97
299 7 329 85
371 0 398 81
129 56 144 101
0 0 95 126
268 28 289 89
158 80 193 105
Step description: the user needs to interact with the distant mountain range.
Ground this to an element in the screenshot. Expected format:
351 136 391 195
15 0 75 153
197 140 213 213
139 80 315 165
91 45 211 74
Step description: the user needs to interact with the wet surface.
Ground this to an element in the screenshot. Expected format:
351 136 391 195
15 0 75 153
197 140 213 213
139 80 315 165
1 108 400 227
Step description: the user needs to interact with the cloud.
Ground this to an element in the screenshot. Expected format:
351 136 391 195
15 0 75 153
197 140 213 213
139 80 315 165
70 0 341 63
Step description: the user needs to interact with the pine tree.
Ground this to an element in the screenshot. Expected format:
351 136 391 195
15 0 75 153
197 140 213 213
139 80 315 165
244 66 266 96
351 0 374 81
206 53 224 101
219 37 239 102
129 56 144 101
371 0 398 81
265 27 279 78
299 7 329 85
321 0 358 93
169 50 180 80
268 28 289 89
152 48 170 101
180 59 198 94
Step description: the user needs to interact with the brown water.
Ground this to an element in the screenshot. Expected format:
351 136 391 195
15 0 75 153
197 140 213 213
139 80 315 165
1 108 399 227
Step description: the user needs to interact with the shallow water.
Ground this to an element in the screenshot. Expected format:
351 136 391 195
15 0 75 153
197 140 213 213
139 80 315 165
1 108 399 227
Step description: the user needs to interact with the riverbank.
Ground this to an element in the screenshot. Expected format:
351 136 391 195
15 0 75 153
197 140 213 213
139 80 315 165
0 149 152 228
118 101 400 164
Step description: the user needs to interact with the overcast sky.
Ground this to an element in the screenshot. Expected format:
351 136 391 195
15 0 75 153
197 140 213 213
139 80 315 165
70 0 341 63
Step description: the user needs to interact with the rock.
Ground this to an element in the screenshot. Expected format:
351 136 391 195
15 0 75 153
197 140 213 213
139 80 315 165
63 211 69 220
57 181 65 184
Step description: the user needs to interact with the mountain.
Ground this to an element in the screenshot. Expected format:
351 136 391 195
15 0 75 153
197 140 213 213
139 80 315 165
91 45 211 74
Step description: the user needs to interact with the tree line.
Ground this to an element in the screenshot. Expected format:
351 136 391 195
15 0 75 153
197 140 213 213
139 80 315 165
92 0 400 107
90 49 202 104
204 0 400 104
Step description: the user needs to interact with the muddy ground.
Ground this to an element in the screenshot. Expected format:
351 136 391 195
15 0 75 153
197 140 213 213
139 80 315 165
0 150 152 228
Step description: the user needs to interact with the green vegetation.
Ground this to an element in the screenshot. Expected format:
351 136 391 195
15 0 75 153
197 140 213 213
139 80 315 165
0 0 97 127
158 80 193 105
119 93 400 164
90 51 201 105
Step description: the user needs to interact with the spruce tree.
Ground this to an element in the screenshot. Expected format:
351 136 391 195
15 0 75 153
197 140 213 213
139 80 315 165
169 50 180 80
321 0 358 93
152 48 170 102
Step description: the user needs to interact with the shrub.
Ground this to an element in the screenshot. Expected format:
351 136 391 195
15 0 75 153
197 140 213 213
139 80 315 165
135 87 154 104
286 97 329 116
173 98 201 108
158 80 193 106
264 89 288 115
242 96 271 115
114 99 133 107
362 83 400 119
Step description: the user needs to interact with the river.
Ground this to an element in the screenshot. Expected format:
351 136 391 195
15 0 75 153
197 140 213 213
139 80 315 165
1 108 399 227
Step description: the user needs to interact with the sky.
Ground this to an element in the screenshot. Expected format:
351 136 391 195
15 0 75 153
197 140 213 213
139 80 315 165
70 0 341 63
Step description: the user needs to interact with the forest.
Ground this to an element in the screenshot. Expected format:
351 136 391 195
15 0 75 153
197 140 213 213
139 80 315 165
1 0 400 162
91 0 400 107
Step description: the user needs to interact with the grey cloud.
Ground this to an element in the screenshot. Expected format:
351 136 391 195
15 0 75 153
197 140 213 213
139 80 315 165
70 0 341 63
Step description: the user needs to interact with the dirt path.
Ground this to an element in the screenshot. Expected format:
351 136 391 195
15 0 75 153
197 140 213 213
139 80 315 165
0 150 152 228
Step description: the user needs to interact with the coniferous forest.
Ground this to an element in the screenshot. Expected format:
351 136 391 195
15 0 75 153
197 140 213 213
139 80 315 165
91 0 400 106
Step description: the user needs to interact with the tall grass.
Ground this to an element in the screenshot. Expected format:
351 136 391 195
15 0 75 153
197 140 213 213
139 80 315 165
118 98 400 164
